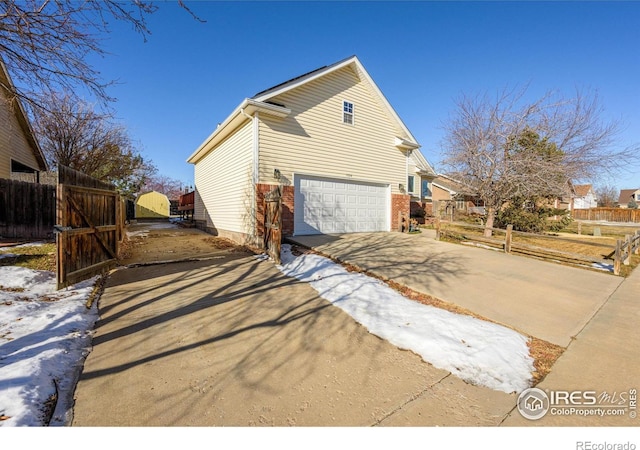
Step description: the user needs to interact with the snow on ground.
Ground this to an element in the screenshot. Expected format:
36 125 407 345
277 245 535 394
0 263 99 427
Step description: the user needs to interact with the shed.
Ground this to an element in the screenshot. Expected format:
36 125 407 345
135 191 170 218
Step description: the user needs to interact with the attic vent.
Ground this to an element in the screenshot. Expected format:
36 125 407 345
264 100 286 108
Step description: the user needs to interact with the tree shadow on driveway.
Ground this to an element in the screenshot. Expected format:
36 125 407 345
72 252 451 426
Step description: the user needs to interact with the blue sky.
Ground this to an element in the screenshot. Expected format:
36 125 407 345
93 1 639 192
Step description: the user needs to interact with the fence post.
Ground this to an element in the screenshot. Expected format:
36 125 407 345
634 230 640 255
504 224 513 253
577 221 582 235
624 235 632 266
435 217 441 241
613 240 621 275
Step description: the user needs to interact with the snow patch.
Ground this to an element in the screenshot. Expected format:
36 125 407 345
275 244 534 394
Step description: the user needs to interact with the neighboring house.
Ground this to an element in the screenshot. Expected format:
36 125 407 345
431 174 485 215
618 188 640 208
187 55 432 245
135 191 170 219
0 59 47 182
570 184 597 210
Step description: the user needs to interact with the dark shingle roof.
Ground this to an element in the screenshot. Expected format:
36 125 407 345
252 55 357 99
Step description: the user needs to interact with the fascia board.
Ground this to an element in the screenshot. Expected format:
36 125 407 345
187 99 290 164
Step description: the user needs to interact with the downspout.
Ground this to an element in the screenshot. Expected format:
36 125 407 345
240 108 259 243
406 149 411 194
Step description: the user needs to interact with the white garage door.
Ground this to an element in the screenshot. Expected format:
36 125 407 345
294 175 389 235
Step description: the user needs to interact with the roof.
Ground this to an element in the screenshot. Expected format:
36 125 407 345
410 150 437 177
618 188 640 204
432 174 476 196
572 184 593 197
0 58 48 172
252 55 354 99
188 55 420 164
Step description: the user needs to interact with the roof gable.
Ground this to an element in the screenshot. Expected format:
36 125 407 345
252 56 419 146
618 188 640 204
188 56 423 165
573 184 593 197
0 59 47 172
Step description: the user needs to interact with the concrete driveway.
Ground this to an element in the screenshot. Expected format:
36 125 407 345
287 231 624 348
71 223 639 426
71 223 515 426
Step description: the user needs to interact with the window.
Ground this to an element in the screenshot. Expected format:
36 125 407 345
343 101 354 125
407 175 415 194
422 180 432 198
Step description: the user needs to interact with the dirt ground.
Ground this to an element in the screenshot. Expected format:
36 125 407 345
118 220 250 265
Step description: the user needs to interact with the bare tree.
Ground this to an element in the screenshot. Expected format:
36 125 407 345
440 86 638 236
32 90 155 196
0 0 200 112
595 184 619 207
142 174 187 200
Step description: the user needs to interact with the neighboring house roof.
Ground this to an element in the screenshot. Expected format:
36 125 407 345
618 188 640 205
187 55 420 164
572 184 593 198
432 174 476 196
0 58 48 172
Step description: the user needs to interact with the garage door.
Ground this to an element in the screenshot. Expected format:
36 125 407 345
294 175 389 235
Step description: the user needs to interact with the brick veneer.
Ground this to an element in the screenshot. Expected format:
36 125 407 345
256 183 294 239
391 194 410 231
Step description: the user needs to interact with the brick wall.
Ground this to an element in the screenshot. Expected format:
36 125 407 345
391 193 410 231
255 184 294 238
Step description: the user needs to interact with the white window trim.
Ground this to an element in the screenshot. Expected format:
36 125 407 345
343 100 354 125
407 175 416 195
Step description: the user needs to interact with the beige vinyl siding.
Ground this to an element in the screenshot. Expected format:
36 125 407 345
0 94 40 178
258 66 409 193
194 120 254 234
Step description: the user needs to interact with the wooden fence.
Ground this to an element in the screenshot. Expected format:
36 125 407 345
435 219 639 275
612 231 640 275
56 166 125 289
571 208 640 223
263 186 282 264
0 178 56 239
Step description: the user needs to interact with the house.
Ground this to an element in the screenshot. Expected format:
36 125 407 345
0 59 48 182
135 191 170 219
407 150 437 220
431 174 485 216
570 184 597 210
618 188 640 208
187 56 433 245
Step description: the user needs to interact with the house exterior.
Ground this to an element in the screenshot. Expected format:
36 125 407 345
0 60 47 182
570 184 597 210
618 188 640 208
407 150 437 219
187 56 431 245
431 174 485 216
135 191 170 219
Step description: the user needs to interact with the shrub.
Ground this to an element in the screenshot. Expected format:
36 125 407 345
495 198 572 233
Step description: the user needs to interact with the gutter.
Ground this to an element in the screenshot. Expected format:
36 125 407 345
187 99 290 164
